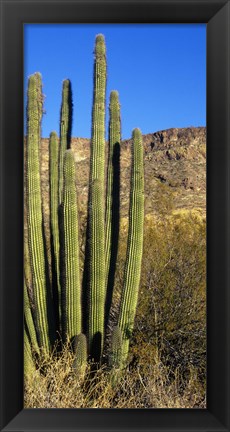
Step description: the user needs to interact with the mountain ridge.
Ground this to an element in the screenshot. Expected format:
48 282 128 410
39 126 206 235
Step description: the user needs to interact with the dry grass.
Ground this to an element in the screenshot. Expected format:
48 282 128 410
24 342 206 409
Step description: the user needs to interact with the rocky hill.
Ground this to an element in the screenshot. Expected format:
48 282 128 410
40 126 206 227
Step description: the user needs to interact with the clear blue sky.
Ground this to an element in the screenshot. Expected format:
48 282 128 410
24 24 206 140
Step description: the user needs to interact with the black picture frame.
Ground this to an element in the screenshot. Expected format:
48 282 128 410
0 0 229 431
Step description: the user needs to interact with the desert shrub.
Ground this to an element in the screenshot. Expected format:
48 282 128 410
130 209 206 395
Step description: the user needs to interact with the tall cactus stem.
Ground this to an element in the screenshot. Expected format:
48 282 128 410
88 34 107 360
26 73 50 354
118 128 144 366
61 150 81 341
59 79 73 204
105 91 121 325
49 131 61 327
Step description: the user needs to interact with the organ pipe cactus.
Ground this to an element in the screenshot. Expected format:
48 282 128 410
61 150 81 341
49 131 61 324
24 35 145 374
118 128 144 366
88 34 107 360
59 79 72 204
26 73 50 354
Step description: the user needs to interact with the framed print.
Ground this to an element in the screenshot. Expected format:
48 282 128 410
0 0 229 431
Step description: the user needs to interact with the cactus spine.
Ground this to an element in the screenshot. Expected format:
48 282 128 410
49 131 61 323
26 73 50 354
118 128 144 365
88 34 107 359
61 150 81 341
59 79 72 204
105 91 121 300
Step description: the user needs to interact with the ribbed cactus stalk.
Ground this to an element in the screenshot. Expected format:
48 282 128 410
118 128 144 365
49 131 61 325
88 34 107 360
110 325 122 368
24 328 36 377
24 280 39 354
26 73 50 354
24 214 33 293
105 91 121 324
73 333 87 378
59 79 72 204
61 150 81 341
